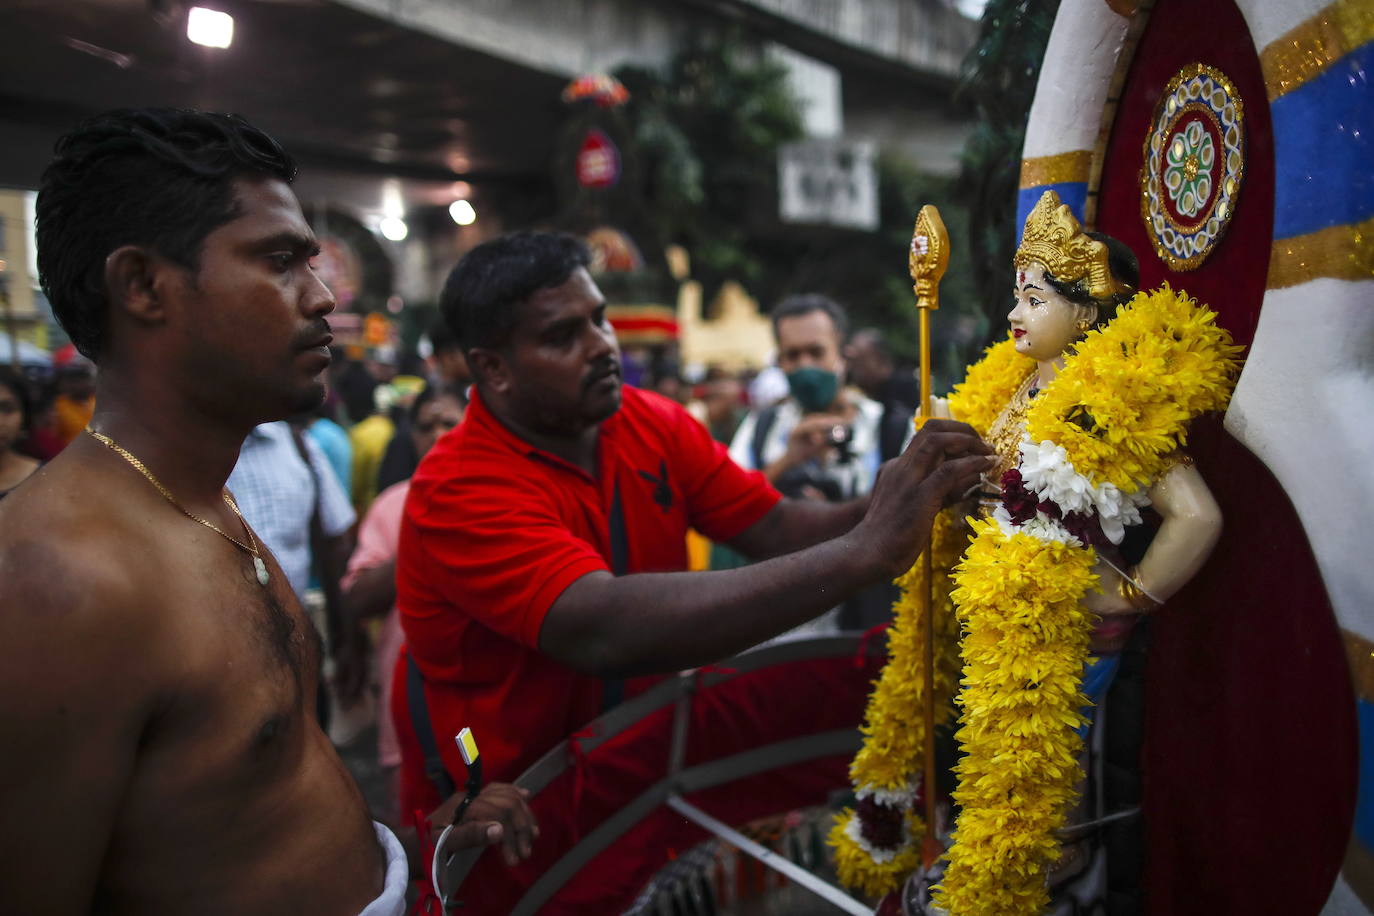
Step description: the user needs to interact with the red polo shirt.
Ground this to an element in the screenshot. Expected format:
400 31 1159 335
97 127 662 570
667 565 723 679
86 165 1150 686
396 385 780 791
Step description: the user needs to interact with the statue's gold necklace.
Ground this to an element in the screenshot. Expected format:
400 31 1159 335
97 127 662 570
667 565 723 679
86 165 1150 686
84 427 270 586
983 371 1040 482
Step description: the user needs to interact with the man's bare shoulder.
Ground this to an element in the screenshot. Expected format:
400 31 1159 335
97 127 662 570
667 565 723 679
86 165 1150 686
0 459 206 916
0 457 161 643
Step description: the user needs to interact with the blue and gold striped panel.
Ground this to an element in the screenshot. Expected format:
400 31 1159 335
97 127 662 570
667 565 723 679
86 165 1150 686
1016 150 1095 242
1271 41 1374 240
1263 1 1374 289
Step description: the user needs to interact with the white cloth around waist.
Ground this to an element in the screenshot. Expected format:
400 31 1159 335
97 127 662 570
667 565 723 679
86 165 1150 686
358 821 409 916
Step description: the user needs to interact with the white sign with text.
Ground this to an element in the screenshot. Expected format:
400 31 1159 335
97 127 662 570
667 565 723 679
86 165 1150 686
778 139 878 231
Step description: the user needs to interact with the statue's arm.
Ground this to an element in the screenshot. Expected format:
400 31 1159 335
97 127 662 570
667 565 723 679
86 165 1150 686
1084 461 1222 615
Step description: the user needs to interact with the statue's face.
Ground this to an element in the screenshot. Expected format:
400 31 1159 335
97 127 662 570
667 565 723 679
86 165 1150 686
1009 261 1087 361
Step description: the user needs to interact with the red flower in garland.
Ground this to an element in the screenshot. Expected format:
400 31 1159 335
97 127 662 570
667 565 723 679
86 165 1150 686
856 795 907 851
1003 467 1110 548
1000 468 1039 524
1062 511 1110 549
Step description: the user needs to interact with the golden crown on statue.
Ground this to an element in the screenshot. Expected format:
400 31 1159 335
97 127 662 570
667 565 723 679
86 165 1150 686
1013 190 1126 300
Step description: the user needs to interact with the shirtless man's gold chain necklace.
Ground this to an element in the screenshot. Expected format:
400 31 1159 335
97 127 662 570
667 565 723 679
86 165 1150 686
84 427 270 586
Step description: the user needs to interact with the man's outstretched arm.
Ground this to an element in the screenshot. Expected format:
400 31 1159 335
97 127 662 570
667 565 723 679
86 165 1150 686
538 420 991 678
727 492 868 560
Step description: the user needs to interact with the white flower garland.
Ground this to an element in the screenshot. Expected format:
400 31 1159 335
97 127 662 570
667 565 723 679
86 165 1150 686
855 784 919 807
992 504 1081 546
1014 435 1151 544
842 809 914 865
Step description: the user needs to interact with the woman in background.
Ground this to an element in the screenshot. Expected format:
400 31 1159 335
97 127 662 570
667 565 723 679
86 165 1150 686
0 368 40 499
335 382 467 817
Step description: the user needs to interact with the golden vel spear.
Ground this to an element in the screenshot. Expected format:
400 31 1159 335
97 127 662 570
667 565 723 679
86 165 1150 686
908 204 948 866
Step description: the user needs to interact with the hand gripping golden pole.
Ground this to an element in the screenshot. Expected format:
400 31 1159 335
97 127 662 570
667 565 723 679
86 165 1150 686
908 205 948 865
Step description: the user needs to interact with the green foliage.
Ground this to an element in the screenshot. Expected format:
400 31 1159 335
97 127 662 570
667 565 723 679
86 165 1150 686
955 0 1062 344
615 25 1040 391
616 32 804 300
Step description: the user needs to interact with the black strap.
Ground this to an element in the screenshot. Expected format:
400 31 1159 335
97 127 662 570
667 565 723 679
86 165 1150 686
406 480 631 801
879 402 913 462
609 480 629 575
601 481 628 711
407 653 456 799
749 405 779 471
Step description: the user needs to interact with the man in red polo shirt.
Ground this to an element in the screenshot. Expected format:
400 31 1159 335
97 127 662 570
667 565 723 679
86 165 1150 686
395 232 991 910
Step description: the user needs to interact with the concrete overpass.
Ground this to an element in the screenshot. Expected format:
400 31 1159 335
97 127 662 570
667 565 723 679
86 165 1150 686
330 0 974 85
330 0 979 174
0 0 978 318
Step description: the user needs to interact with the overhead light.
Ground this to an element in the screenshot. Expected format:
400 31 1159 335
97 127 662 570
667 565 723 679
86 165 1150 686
449 199 477 226
379 217 408 242
187 7 234 48
381 178 405 219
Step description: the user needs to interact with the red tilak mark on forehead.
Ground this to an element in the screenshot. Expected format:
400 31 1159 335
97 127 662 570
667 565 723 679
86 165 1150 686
1018 270 1026 285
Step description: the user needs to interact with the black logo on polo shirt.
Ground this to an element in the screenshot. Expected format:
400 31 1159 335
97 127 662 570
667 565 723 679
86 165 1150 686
638 460 673 511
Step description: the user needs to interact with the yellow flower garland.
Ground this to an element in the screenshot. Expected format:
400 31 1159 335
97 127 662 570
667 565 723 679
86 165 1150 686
833 288 1239 912
934 522 1097 915
831 336 1031 897
830 511 965 896
1026 284 1243 491
933 286 1240 916
948 336 1033 433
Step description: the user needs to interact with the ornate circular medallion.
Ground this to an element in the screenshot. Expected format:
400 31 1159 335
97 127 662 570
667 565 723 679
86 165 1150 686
1140 63 1245 271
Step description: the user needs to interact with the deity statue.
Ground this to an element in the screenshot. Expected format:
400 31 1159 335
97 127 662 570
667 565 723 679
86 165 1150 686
831 190 1241 916
949 190 1236 913
973 193 1224 646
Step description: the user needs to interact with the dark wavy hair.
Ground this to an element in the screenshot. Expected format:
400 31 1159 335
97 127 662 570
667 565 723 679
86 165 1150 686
440 231 592 353
1041 231 1140 327
36 108 297 362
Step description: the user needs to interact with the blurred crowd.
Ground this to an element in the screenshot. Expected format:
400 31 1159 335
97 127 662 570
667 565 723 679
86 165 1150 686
0 294 918 820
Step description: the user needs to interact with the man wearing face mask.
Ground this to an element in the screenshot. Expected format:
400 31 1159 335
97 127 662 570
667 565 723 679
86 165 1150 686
729 294 885 505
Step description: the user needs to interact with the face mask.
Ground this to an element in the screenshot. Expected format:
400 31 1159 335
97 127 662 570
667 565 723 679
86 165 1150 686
786 366 839 413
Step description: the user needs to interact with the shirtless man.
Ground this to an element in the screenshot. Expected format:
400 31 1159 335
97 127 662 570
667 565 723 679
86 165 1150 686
0 108 533 914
